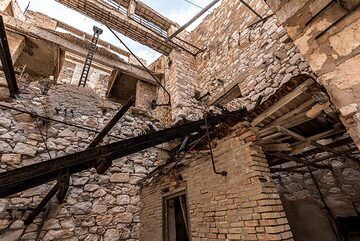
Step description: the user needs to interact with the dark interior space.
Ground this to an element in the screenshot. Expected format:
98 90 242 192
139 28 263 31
164 194 189 241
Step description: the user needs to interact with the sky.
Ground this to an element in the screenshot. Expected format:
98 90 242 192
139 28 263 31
16 0 221 64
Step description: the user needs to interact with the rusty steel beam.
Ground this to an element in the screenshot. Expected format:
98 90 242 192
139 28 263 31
24 97 135 224
0 108 247 198
0 16 19 98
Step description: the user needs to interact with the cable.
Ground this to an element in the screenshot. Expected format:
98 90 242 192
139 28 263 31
35 118 52 159
0 103 123 140
106 26 171 106
183 0 204 9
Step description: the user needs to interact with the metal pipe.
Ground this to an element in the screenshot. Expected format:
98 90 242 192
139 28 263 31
166 0 221 42
238 0 264 21
107 26 172 106
204 114 227 176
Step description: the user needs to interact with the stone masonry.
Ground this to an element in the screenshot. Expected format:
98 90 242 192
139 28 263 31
0 79 167 240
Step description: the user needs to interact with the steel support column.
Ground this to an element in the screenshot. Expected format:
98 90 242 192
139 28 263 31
0 16 19 98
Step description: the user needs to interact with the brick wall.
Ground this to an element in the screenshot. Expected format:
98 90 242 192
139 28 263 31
135 80 157 110
140 130 294 241
166 49 202 123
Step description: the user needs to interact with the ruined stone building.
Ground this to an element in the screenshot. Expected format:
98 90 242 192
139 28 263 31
0 0 359 240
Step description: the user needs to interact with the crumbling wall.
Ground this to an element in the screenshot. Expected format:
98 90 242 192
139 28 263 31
0 0 24 21
266 0 360 149
190 0 312 111
0 80 167 241
58 59 112 99
166 49 202 123
140 129 294 241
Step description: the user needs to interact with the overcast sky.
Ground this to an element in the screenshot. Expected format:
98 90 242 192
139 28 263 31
16 0 221 64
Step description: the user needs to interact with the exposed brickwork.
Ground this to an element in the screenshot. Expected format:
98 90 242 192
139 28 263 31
135 80 157 110
140 130 294 241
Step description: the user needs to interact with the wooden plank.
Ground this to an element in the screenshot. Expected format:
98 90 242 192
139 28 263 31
252 78 314 126
277 126 360 162
306 102 330 118
261 143 291 152
262 98 316 131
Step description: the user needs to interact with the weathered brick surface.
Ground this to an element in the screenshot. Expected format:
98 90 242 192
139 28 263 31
140 132 294 241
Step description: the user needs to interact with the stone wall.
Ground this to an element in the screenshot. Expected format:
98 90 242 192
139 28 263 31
190 0 312 111
140 129 294 241
0 80 167 241
58 58 112 99
153 0 315 125
275 156 360 218
266 0 360 149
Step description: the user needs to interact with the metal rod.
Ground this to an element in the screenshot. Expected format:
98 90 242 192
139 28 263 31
24 182 59 225
166 0 221 42
308 166 341 241
204 114 227 176
107 26 171 106
0 16 19 98
238 0 264 21
34 96 135 217
89 96 134 149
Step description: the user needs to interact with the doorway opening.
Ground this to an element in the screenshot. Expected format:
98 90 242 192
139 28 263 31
163 191 190 241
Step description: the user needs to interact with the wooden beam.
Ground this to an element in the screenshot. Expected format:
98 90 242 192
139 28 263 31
252 78 314 126
260 143 291 152
262 98 316 131
267 151 330 169
277 126 359 163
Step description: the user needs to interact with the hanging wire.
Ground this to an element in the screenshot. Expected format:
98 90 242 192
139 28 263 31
106 26 172 106
183 0 204 9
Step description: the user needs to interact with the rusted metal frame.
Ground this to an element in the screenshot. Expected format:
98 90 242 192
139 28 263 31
204 114 227 176
238 0 264 21
140 133 207 185
166 0 221 42
127 14 200 55
277 126 359 163
107 26 172 106
24 182 60 225
25 97 135 223
0 16 19 98
0 109 247 198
